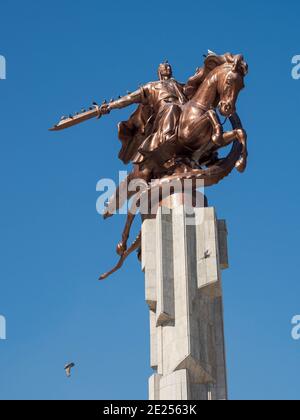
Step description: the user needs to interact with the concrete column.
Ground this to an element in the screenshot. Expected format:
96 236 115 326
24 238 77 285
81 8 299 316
142 204 229 401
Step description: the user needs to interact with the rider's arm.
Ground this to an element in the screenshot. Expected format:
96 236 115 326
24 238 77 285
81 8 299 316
109 87 145 110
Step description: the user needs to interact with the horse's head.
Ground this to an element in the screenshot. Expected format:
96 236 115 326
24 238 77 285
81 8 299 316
217 55 248 117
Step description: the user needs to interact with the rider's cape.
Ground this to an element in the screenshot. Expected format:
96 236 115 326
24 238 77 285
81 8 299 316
118 104 154 165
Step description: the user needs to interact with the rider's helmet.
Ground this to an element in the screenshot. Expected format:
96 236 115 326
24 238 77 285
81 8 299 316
158 60 173 80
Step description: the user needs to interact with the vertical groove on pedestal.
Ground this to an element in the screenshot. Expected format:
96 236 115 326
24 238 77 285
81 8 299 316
217 220 229 270
142 218 157 310
156 208 175 326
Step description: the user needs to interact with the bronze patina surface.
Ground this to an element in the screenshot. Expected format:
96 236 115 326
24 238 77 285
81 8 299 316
51 51 248 280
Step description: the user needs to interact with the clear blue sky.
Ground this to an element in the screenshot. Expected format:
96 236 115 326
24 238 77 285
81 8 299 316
0 0 299 400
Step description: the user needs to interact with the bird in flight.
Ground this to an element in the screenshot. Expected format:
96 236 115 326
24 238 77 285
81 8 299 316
64 362 75 378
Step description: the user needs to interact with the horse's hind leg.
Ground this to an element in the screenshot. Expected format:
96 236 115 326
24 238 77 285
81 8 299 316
114 166 152 256
104 165 153 219
116 211 136 256
103 170 137 219
100 231 142 281
116 185 149 257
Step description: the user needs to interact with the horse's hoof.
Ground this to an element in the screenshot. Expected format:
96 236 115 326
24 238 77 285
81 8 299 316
235 157 247 173
116 242 127 256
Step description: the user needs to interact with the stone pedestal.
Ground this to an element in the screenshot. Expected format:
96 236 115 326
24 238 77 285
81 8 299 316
141 204 229 401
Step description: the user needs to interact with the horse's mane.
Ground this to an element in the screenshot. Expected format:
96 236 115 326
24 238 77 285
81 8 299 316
203 53 247 78
203 54 228 73
194 53 232 88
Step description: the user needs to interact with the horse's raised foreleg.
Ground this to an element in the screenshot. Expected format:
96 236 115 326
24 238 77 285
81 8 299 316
206 109 224 146
235 128 248 173
215 128 248 172
181 108 248 172
179 108 224 152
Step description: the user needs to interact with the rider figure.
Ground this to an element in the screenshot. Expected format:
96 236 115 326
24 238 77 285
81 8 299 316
100 61 187 168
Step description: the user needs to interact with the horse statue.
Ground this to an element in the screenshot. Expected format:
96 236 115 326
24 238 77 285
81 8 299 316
50 52 248 280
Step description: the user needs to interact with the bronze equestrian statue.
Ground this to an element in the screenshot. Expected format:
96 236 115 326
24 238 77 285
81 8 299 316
50 51 249 280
